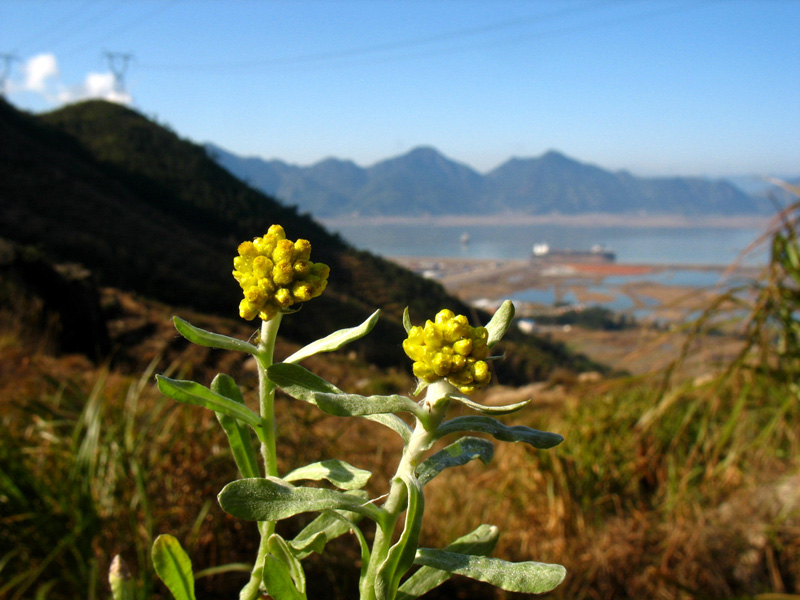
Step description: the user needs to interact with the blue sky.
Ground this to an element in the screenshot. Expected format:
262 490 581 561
2 0 798 177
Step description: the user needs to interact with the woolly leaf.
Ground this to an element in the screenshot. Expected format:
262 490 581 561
156 376 261 429
437 416 563 449
218 477 386 524
211 374 260 478
284 459 371 491
413 549 566 594
485 300 515 347
284 310 380 363
416 437 494 487
397 525 499 599
173 317 259 355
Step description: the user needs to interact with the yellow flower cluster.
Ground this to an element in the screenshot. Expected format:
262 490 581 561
233 225 329 321
403 309 491 394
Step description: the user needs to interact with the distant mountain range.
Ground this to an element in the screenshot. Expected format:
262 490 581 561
207 144 780 218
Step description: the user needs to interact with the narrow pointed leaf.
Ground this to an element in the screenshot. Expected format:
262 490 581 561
262 555 305 600
376 474 424 600
437 416 563 449
151 535 196 600
416 437 494 487
173 316 259 355
362 414 413 444
290 492 368 558
284 310 380 363
156 376 261 429
413 549 566 594
313 391 422 418
284 459 371 490
402 307 412 333
485 300 515 347
323 511 372 584
397 525 500 600
267 363 343 401
211 374 260 479
267 534 306 595
448 394 530 416
218 477 386 524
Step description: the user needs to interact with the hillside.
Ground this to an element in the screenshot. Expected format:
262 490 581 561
0 98 598 378
208 144 764 217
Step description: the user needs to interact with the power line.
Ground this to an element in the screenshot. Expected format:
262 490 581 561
139 0 628 72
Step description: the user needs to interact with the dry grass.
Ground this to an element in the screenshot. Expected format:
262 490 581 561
3 199 800 600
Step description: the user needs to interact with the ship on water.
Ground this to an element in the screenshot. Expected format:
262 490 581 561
531 242 616 263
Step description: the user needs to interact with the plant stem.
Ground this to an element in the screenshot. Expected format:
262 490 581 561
360 380 454 600
241 313 283 600
258 313 283 479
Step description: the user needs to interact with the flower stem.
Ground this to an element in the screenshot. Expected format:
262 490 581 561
241 313 283 600
360 380 454 600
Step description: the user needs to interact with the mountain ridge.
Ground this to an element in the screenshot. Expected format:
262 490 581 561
209 143 773 218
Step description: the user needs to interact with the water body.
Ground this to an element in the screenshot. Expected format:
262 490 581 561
324 220 769 316
325 221 767 266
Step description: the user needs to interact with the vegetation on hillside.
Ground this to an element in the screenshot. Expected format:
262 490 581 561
2 192 798 599
1 98 597 380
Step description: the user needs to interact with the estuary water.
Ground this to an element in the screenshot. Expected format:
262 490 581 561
324 219 770 317
324 220 768 266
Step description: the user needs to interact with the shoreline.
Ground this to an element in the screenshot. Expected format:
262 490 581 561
321 212 771 230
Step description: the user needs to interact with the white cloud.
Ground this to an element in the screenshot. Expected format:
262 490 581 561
21 53 59 93
8 53 131 106
58 71 132 105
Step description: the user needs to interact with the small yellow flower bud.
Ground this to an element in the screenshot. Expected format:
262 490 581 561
294 239 312 261
291 282 313 302
233 225 330 321
273 261 294 286
273 239 295 263
403 309 493 393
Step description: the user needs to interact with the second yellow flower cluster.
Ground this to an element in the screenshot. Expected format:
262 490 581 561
233 225 330 321
403 309 491 394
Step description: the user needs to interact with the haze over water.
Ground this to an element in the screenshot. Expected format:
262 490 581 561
325 222 768 267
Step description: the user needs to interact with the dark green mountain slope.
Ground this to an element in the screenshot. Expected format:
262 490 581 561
0 99 457 362
1 99 597 377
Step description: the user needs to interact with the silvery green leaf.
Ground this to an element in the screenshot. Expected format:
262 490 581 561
313 391 422 418
267 363 343 402
375 474 424 600
218 477 387 525
261 555 305 600
289 494 367 559
485 300 515 347
397 525 499 600
413 549 566 594
412 379 429 397
402 307 412 333
362 414 413 444
416 437 494 487
173 316 259 355
447 394 530 416
267 534 306 595
156 376 261 430
151 535 196 600
321 510 372 584
284 459 371 490
284 310 380 364
211 375 260 479
437 416 563 449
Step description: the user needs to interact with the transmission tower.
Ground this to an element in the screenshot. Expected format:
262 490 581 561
0 53 20 97
103 51 134 95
